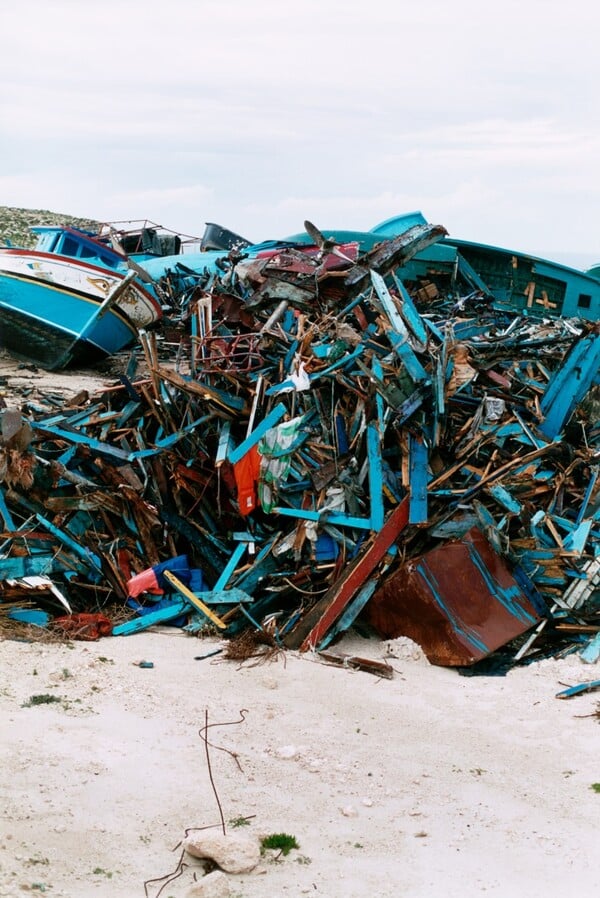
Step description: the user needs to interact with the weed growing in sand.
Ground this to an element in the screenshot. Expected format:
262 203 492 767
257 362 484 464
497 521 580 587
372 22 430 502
260 833 299 857
22 694 62 708
229 815 251 828
92 868 113 878
590 783 600 793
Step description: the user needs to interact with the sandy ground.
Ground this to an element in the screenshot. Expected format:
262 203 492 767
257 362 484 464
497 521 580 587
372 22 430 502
1 628 599 898
1 355 599 896
0 353 117 399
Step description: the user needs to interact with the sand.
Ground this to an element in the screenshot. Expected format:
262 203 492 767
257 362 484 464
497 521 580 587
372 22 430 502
0 355 599 896
1 628 599 898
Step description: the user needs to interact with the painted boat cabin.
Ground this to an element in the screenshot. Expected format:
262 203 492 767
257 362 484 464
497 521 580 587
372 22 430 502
30 226 124 271
445 238 600 322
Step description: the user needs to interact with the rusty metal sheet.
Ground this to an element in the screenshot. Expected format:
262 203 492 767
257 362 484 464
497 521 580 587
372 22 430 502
365 527 542 666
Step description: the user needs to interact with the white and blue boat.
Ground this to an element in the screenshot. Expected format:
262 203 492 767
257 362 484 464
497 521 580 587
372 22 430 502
0 225 163 370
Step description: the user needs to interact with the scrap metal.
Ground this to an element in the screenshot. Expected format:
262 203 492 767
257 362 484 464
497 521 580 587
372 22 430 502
1 218 599 670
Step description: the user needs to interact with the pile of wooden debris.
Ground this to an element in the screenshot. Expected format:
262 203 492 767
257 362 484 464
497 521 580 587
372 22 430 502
1 222 599 671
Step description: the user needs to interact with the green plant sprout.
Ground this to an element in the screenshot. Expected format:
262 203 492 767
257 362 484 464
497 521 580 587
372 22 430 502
260 833 299 857
22 694 61 707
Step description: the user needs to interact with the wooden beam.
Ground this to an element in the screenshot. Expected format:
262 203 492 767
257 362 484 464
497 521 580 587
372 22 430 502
317 650 394 679
163 570 227 629
284 497 410 652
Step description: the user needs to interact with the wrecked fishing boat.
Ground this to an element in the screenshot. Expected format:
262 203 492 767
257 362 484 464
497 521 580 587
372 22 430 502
373 213 600 323
280 212 600 323
0 225 163 370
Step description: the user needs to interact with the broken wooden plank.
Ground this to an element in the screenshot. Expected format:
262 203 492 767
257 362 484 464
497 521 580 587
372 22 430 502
539 331 600 439
112 601 188 635
317 650 394 679
408 431 428 524
344 224 448 297
284 497 410 651
317 578 379 650
162 570 227 629
227 402 287 465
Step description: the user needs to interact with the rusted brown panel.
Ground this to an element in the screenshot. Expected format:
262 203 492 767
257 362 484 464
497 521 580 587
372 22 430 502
365 527 541 666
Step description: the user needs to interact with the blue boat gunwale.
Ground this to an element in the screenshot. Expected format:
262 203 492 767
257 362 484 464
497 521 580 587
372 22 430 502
0 268 141 338
0 245 163 321
443 235 600 283
0 221 169 369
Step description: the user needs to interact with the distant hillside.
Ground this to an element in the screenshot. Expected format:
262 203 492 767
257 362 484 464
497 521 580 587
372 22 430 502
0 206 100 249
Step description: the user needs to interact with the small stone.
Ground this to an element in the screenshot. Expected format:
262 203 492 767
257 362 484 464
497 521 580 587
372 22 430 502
276 745 298 760
340 805 358 817
183 832 260 874
186 870 231 898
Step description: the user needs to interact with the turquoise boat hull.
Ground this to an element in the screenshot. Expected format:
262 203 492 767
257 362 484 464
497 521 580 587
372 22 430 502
0 237 162 369
0 267 140 369
277 212 600 322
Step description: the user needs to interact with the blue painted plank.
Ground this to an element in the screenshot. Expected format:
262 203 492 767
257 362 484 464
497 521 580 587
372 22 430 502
273 507 373 530
35 513 103 576
213 541 247 591
371 270 430 385
580 632 600 664
556 679 600 698
389 333 430 385
0 487 15 530
195 587 253 605
231 535 281 594
112 601 188 635
562 520 593 554
215 419 232 466
0 554 58 579
391 273 429 347
367 423 384 531
8 609 50 626
371 358 385 425
370 270 409 337
540 333 600 438
33 423 130 461
317 579 378 650
227 402 287 465
408 432 428 524
488 484 522 514
576 467 599 525
153 415 213 449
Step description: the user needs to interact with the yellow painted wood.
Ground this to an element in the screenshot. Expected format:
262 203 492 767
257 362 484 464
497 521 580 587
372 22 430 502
163 570 227 629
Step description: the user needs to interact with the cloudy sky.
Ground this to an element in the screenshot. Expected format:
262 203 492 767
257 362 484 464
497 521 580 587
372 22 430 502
2 1 599 267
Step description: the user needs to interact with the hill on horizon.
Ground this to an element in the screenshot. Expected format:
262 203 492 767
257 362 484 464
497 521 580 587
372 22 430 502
0 206 100 249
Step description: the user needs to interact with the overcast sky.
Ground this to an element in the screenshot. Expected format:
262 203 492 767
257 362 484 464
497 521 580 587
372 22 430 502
2 1 599 267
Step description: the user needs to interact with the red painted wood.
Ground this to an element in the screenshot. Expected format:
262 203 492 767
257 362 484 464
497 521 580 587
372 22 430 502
284 497 410 652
